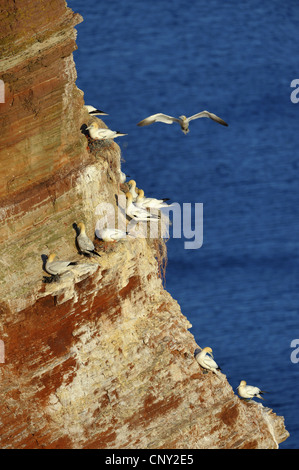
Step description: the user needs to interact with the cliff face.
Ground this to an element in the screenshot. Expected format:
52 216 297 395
0 0 289 449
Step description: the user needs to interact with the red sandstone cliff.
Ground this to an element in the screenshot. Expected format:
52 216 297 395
0 0 289 449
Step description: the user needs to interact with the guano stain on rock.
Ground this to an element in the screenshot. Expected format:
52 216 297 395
218 402 239 427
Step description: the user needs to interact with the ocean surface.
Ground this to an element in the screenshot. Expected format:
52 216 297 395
69 0 299 448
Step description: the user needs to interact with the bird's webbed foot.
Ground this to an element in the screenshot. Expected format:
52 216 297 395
42 274 60 283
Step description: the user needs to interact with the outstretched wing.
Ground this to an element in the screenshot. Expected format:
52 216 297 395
85 105 108 116
137 113 179 126
187 110 228 126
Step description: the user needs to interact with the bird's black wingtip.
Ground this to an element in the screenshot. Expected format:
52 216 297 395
92 251 101 257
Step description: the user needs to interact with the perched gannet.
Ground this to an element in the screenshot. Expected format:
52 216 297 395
86 122 127 140
45 253 78 278
237 380 267 401
194 347 221 375
127 180 139 201
85 105 108 116
137 111 228 134
97 227 133 242
120 171 127 184
135 189 171 209
125 192 160 221
76 222 101 257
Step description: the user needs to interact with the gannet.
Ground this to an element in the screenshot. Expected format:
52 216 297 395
125 192 160 221
237 380 267 401
85 105 108 116
76 222 101 257
127 179 139 201
137 111 228 134
120 171 127 184
194 347 221 375
45 253 78 278
97 228 128 242
135 189 172 209
86 122 127 140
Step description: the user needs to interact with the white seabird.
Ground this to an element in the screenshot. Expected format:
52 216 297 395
120 171 127 184
137 111 228 134
135 189 172 209
97 227 129 242
194 347 221 375
45 253 78 278
125 192 160 222
86 122 127 140
85 105 108 116
127 179 139 201
76 222 101 257
237 380 267 401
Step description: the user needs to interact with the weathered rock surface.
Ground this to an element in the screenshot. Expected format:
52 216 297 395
0 0 289 449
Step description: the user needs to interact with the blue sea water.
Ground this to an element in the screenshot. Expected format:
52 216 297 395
68 0 299 448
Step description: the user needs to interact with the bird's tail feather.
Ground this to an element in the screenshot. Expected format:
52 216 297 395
91 250 101 257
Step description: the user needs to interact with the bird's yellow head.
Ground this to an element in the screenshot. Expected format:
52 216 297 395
128 179 136 188
239 380 247 387
48 253 56 262
203 346 213 354
86 121 99 130
77 222 86 233
138 189 145 198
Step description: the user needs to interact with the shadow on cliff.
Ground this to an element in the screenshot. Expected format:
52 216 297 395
41 254 48 272
72 222 83 255
80 123 89 137
41 254 57 284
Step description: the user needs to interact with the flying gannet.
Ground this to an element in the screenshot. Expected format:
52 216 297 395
135 189 171 209
194 347 221 375
237 380 267 401
76 222 101 257
125 192 160 222
137 111 228 134
85 105 108 116
86 122 127 140
45 253 78 279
